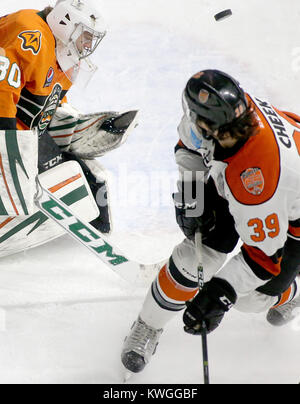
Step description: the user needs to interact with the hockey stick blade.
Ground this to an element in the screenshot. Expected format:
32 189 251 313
34 177 162 285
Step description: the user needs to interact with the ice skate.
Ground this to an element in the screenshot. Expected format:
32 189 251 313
121 316 163 373
267 295 300 326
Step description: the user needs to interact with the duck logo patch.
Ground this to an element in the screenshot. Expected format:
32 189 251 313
241 167 264 195
18 30 42 55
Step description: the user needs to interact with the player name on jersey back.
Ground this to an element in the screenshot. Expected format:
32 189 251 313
254 97 292 149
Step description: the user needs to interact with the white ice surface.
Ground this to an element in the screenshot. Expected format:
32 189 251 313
0 0 299 384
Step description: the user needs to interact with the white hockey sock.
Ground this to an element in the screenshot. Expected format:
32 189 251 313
139 286 181 330
139 261 198 329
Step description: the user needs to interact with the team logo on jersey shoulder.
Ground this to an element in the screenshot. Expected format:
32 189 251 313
18 30 42 55
241 167 264 195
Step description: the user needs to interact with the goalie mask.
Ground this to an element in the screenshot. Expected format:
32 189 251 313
47 0 107 83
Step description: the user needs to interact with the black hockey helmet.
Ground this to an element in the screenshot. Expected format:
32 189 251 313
184 70 248 131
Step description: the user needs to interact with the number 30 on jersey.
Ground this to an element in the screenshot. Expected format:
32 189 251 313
0 56 21 89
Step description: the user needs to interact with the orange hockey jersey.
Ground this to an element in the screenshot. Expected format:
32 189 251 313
0 9 72 131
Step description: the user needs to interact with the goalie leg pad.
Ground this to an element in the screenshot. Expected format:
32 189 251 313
63 152 112 234
0 160 100 257
0 129 38 217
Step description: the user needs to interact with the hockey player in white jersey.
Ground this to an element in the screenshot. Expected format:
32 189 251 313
0 0 138 256
121 69 300 373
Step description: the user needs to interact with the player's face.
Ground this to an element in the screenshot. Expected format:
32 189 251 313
76 31 93 55
196 119 239 148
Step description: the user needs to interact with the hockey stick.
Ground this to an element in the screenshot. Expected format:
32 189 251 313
195 231 210 385
34 177 162 286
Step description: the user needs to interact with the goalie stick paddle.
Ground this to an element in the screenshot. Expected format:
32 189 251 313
195 231 210 385
34 177 161 286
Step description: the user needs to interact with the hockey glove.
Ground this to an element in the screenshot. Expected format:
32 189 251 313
173 191 216 240
183 278 237 335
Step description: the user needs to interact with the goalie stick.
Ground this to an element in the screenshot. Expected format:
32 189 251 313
34 177 162 286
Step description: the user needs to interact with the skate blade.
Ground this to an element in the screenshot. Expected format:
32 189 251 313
123 369 134 383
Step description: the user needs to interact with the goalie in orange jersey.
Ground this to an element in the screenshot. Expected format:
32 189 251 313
0 0 138 255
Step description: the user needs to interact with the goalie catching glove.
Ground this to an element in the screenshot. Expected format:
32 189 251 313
48 103 139 159
183 278 237 334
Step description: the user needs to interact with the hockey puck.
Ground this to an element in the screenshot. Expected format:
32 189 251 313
214 9 232 21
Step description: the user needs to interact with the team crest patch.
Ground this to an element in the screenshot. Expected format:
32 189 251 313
241 168 265 195
18 30 42 55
